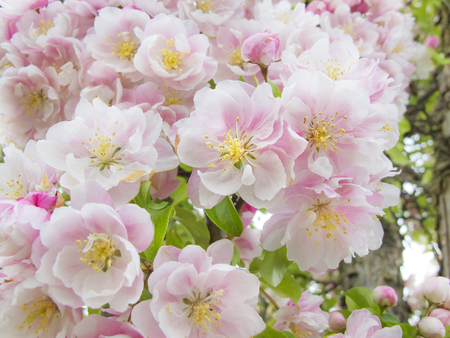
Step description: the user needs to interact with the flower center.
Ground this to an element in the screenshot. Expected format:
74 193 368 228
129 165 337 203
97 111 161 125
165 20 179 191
112 32 137 61
306 199 349 246
172 289 223 335
83 131 122 171
304 112 348 153
163 85 183 106
276 12 290 24
227 46 244 68
77 233 121 272
34 20 54 36
379 124 393 132
1 173 25 199
17 296 58 334
289 323 312 338
205 118 260 171
324 60 347 81
195 0 214 12
159 39 189 74
392 43 404 54
19 87 47 115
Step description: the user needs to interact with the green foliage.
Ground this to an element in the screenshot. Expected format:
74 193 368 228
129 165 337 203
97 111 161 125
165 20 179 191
268 80 281 98
174 206 210 249
260 246 290 287
344 287 380 313
204 196 244 237
261 271 302 302
254 326 290 338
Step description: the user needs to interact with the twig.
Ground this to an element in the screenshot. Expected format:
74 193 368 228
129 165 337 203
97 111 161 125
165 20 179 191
260 287 280 310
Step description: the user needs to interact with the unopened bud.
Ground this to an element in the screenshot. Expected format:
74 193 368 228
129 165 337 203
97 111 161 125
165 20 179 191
418 317 446 338
372 286 398 308
328 312 346 332
241 30 280 67
423 277 450 304
306 0 328 14
430 308 450 326
425 36 439 49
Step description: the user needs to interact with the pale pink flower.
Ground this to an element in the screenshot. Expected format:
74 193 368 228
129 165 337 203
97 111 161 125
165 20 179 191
134 13 217 91
0 65 61 148
85 7 150 79
232 226 262 262
131 241 265 338
273 294 329 337
178 0 244 37
73 314 144 338
209 19 263 82
372 285 398 308
37 98 179 208
329 312 346 332
333 309 402 338
34 181 153 311
423 277 450 304
430 309 450 326
418 316 446 338
0 281 82 338
172 80 307 209
261 166 394 273
115 0 177 16
306 0 329 14
241 30 280 66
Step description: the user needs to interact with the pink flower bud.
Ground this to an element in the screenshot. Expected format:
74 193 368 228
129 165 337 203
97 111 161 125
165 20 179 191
418 317 446 338
425 36 439 49
241 30 280 67
372 286 398 308
306 0 329 14
423 277 450 304
430 308 450 326
328 312 346 332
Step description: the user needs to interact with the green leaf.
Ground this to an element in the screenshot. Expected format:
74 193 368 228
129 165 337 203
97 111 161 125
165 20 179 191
262 271 302 302
268 80 281 98
165 226 184 248
88 307 102 315
399 323 418 338
344 287 379 312
253 326 286 338
282 332 296 338
432 51 450 66
381 313 400 325
142 205 175 262
174 206 210 249
170 177 188 205
238 76 246 82
398 117 411 135
249 258 262 274
204 196 243 237
179 163 193 172
133 181 152 208
260 246 290 287
445 325 450 338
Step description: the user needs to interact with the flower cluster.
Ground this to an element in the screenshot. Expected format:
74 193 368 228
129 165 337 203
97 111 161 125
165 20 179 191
0 0 432 336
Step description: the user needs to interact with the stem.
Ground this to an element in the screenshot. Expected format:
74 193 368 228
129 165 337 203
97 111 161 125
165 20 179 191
259 65 268 83
260 287 280 310
424 302 434 316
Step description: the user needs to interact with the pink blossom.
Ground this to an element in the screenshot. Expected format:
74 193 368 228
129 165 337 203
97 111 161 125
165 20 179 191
372 285 398 308
333 309 402 338
306 0 329 14
134 13 217 90
37 98 179 209
329 312 346 332
425 36 439 49
33 181 154 311
241 30 280 66
430 308 450 326
273 293 329 337
418 316 446 338
178 0 245 37
172 80 307 209
232 226 262 262
131 241 265 338
0 65 61 148
149 168 180 201
423 277 450 304
73 314 144 338
0 282 82 338
85 7 150 79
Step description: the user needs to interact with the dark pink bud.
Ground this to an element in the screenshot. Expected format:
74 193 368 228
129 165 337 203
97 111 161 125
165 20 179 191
241 30 280 67
425 36 439 49
372 286 398 308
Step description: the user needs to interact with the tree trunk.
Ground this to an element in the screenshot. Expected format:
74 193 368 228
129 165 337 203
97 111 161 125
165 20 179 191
339 218 410 322
433 3 450 279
